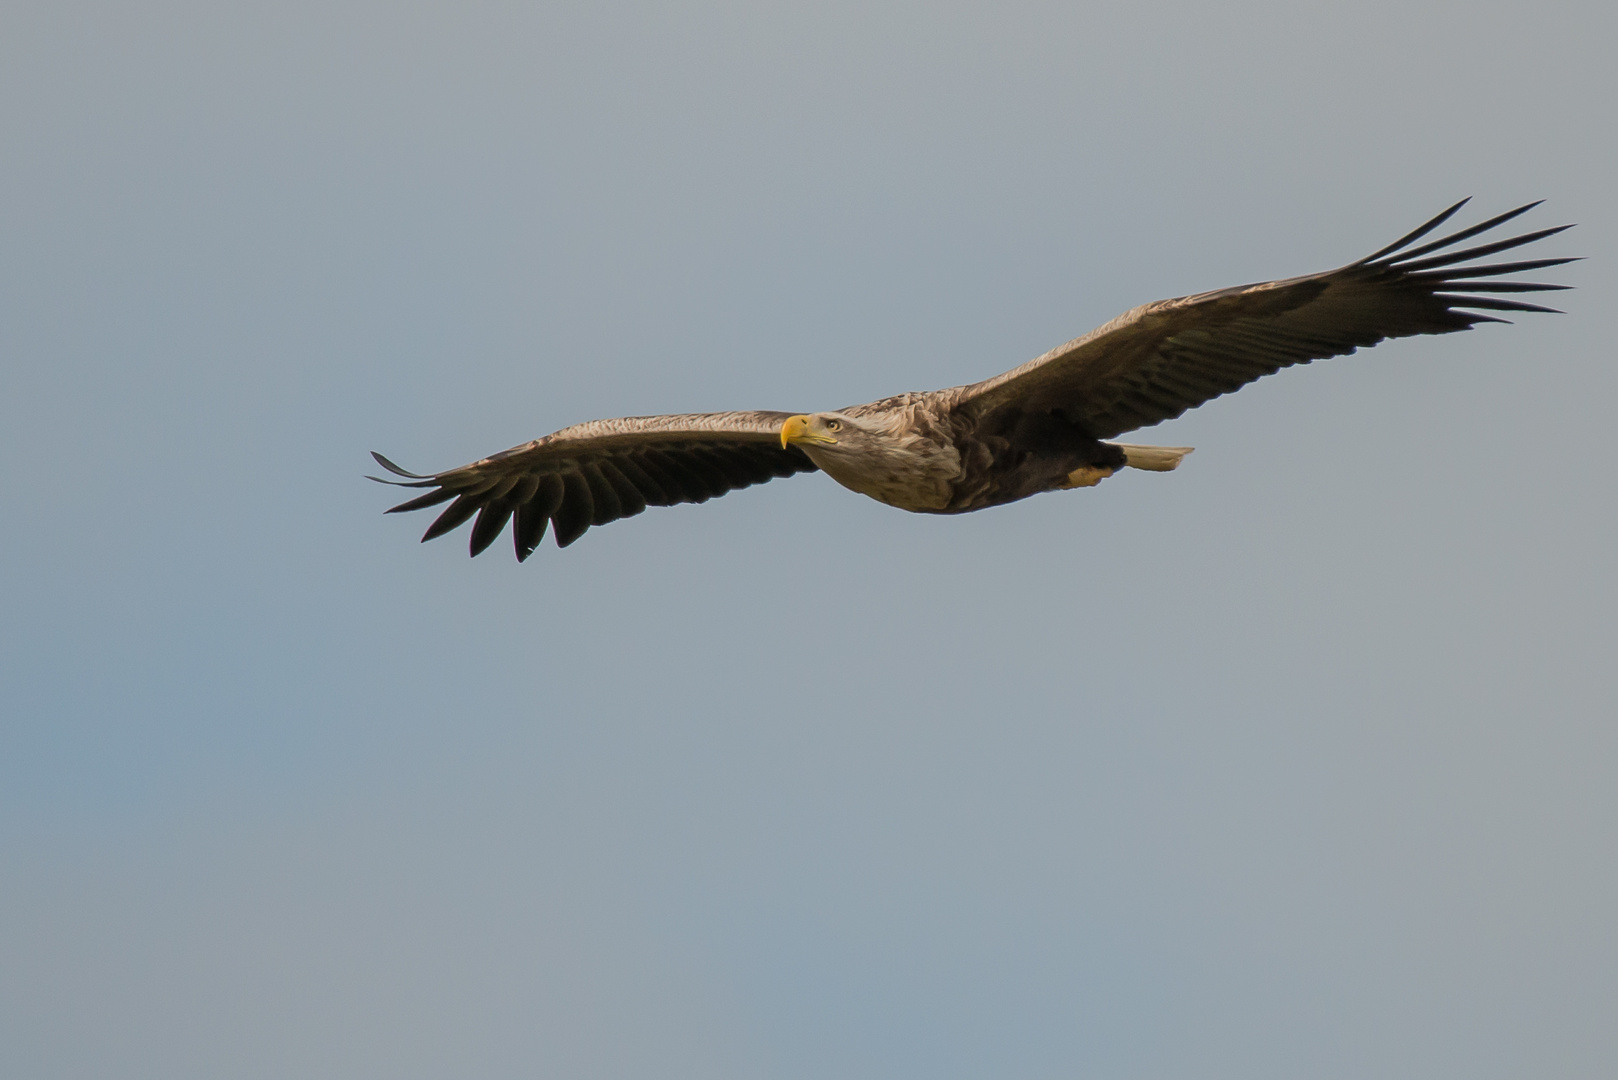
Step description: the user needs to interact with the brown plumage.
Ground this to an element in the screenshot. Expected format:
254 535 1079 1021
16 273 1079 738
372 200 1575 560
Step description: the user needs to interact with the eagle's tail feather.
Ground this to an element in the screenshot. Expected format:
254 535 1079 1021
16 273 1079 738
1114 444 1194 472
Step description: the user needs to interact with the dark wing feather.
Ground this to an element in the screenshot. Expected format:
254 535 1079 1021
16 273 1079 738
956 201 1577 440
371 411 819 559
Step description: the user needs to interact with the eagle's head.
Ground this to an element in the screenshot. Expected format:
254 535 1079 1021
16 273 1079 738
778 412 871 455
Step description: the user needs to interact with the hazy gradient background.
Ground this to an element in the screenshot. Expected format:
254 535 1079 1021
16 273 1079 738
3 2 1614 1077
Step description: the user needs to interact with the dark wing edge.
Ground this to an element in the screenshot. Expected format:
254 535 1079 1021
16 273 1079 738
955 200 1579 439
369 411 819 560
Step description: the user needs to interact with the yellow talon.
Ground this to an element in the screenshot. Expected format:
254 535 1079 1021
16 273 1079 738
1059 465 1114 489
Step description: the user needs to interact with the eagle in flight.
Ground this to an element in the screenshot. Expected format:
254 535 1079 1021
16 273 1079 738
373 200 1574 560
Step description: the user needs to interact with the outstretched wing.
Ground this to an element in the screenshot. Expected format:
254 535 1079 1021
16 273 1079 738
372 411 818 559
956 200 1577 439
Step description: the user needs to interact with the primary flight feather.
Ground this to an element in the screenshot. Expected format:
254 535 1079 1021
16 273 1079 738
372 200 1575 560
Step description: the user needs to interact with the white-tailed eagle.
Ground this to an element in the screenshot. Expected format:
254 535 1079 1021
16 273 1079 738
372 200 1574 560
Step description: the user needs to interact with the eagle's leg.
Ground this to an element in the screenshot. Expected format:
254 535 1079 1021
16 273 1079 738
1056 464 1115 489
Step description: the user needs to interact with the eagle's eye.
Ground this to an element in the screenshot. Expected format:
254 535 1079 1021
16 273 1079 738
827 420 842 432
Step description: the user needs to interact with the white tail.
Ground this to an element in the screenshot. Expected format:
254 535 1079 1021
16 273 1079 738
1114 444 1194 472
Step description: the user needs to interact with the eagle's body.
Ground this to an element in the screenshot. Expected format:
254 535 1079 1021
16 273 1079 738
802 390 1150 512
373 201 1575 559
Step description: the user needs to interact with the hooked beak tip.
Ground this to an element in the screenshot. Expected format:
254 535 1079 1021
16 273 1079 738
780 414 811 449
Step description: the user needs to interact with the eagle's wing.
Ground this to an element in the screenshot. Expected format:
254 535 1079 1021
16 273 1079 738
371 411 818 559
955 201 1576 440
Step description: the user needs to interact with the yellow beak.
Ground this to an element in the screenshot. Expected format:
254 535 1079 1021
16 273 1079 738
780 414 836 448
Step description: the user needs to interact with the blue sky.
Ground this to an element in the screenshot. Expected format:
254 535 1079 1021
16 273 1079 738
2 2 1614 1077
